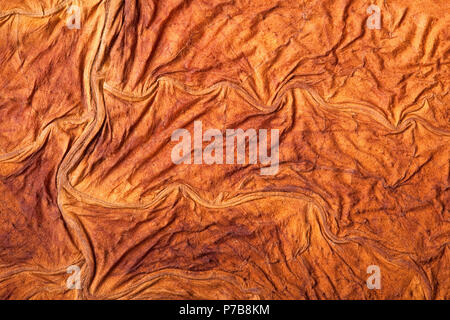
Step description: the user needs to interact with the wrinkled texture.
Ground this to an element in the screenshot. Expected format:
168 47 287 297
0 0 449 300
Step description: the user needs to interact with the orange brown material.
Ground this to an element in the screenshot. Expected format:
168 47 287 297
0 0 448 299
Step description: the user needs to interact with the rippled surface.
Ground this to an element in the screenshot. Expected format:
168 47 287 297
0 0 448 299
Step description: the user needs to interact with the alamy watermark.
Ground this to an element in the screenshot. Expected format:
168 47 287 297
171 121 279 175
66 265 81 290
366 5 381 30
366 265 381 289
66 5 81 30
